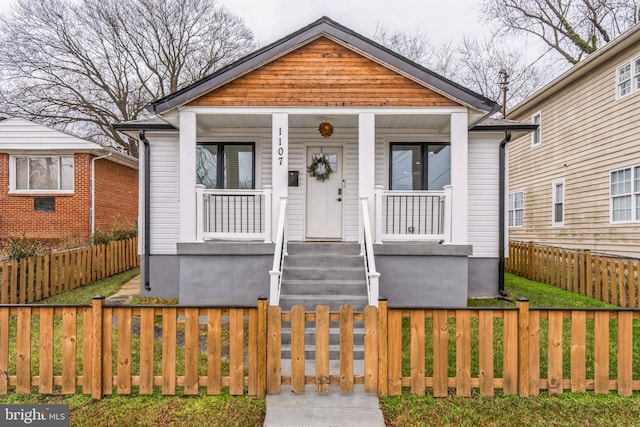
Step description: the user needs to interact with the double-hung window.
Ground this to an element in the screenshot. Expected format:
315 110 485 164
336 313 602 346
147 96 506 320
531 111 541 147
617 56 640 99
196 143 255 189
508 191 524 227
610 165 640 222
552 180 564 227
11 155 74 193
389 143 450 190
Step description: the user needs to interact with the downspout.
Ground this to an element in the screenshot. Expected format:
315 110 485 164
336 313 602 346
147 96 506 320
498 130 512 297
91 152 112 237
139 130 151 291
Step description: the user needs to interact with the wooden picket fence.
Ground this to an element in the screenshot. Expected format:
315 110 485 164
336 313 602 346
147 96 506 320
507 241 640 307
0 238 139 304
1 299 639 398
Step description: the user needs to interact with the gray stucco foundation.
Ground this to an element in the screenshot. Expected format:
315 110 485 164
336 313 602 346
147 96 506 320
177 242 274 306
141 255 180 298
468 257 500 297
374 243 472 308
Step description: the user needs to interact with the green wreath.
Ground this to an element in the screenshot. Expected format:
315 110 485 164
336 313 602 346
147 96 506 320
307 154 334 182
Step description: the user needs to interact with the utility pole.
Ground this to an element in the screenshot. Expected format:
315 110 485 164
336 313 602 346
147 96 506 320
499 69 509 118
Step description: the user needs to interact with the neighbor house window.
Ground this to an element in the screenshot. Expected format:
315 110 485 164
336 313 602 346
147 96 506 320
531 111 541 147
617 56 640 98
390 143 450 190
11 155 74 193
610 165 640 222
508 191 524 227
196 143 255 189
552 180 564 227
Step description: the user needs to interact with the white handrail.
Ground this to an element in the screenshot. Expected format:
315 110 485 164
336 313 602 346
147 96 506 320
360 197 380 307
268 197 288 306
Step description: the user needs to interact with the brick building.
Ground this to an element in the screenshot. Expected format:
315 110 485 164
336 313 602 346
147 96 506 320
0 116 138 242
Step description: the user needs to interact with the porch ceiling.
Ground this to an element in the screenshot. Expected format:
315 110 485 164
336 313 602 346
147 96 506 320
195 113 452 134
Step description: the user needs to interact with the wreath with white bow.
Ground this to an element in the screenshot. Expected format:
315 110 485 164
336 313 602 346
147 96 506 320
307 154 333 182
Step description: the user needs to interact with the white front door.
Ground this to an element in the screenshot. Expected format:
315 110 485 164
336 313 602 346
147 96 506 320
306 146 343 240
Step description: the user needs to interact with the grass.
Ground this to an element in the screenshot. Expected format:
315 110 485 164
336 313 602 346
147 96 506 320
468 272 618 308
39 268 140 305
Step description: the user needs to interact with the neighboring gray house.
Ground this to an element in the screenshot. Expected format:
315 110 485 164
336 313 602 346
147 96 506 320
115 17 533 308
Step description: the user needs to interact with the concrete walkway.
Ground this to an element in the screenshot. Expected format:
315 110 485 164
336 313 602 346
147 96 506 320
105 275 140 304
105 276 386 426
264 385 386 427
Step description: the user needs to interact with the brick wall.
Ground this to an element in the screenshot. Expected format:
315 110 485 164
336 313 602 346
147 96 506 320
0 153 138 241
94 157 138 232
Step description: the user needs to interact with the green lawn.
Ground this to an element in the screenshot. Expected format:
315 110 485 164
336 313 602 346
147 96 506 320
3 270 640 426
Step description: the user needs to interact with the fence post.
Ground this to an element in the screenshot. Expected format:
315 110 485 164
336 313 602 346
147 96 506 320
584 250 592 297
256 298 268 398
527 242 535 279
92 296 105 400
517 298 530 397
377 299 388 397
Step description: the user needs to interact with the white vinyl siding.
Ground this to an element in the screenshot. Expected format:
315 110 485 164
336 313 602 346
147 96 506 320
147 134 181 254
552 180 564 227
610 165 640 223
508 191 524 227
468 138 499 258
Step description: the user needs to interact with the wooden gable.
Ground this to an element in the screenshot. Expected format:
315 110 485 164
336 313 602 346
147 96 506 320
187 37 460 108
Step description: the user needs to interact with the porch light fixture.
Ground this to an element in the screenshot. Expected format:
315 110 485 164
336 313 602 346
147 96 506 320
318 122 334 138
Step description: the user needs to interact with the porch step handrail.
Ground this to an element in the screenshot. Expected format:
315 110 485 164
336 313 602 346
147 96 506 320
360 197 380 307
269 197 288 306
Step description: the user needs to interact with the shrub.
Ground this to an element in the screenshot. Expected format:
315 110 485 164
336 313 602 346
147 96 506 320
2 233 43 261
90 222 137 245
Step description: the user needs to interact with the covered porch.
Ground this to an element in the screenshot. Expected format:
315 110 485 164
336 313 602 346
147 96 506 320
177 108 472 247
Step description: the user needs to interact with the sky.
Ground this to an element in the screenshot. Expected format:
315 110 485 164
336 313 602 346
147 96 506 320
0 0 492 48
215 0 491 47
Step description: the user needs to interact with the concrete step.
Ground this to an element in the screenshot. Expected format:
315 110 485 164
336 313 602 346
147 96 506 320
281 344 365 360
287 242 361 256
280 279 367 295
281 267 365 281
284 255 364 269
281 327 365 346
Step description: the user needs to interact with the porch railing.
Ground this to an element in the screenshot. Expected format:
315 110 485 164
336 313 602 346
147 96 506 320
196 185 272 242
269 197 288 306
360 197 380 307
374 186 452 242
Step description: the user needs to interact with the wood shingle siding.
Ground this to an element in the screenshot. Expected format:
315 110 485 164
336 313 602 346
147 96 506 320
187 37 459 108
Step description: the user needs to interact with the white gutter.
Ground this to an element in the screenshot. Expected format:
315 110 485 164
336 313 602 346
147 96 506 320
90 152 112 236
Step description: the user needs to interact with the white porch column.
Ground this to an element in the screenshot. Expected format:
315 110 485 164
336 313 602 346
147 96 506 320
271 113 289 241
179 110 197 242
450 111 468 244
358 113 376 240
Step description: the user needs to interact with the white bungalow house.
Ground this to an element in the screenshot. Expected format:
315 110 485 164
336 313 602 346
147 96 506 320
115 17 534 308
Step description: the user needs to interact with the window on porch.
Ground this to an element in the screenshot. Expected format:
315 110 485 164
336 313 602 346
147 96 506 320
389 143 450 190
196 143 255 189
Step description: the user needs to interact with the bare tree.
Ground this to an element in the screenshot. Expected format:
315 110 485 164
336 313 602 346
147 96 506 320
373 26 551 108
454 37 553 107
482 0 640 64
0 0 255 156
